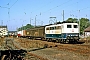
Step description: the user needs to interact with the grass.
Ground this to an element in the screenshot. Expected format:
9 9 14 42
0 38 4 46
80 36 90 43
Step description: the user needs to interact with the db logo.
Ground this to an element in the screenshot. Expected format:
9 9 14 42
72 29 74 32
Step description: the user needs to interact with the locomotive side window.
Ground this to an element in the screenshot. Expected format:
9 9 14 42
50 27 54 30
46 27 50 30
56 26 61 29
67 25 72 28
73 25 78 28
54 26 56 29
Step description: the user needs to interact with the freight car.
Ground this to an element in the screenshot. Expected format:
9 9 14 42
25 26 45 40
17 30 26 38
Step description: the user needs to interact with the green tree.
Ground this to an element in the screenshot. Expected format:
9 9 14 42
25 24 34 29
80 18 90 34
17 24 34 31
66 18 78 23
17 28 21 31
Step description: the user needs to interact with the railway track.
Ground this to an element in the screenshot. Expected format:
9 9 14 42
38 39 90 56
55 44 90 56
1 38 25 60
36 38 90 55
15 38 90 57
1 37 89 60
1 37 90 60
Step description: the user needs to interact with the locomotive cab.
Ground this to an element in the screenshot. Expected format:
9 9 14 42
62 23 79 42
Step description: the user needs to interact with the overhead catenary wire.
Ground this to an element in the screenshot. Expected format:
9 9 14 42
10 0 18 8
29 0 90 26
46 0 72 12
1 0 90 30
35 0 72 17
32 0 73 25
0 0 18 30
56 6 90 21
30 0 54 15
0 0 18 22
28 0 72 18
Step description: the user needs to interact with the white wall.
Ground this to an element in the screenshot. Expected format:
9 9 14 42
85 32 90 37
0 28 8 36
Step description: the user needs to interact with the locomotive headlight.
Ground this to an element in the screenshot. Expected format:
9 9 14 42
75 35 78 36
68 35 70 36
71 35 73 36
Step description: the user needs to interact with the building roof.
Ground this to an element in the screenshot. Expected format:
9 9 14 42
8 31 17 33
84 26 90 32
0 26 7 28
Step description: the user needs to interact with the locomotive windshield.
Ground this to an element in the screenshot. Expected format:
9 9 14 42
73 25 78 28
67 25 72 28
67 24 78 28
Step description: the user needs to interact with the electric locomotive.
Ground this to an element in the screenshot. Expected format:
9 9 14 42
45 22 79 43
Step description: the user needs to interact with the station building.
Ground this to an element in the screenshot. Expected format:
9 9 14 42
84 26 90 37
8 31 17 37
0 26 8 37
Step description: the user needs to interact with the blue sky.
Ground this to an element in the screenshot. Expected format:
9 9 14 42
0 0 90 31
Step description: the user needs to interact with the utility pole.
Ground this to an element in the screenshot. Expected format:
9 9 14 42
49 17 56 24
30 18 31 25
62 10 64 42
1 20 3 26
79 10 80 36
41 21 44 26
35 17 36 27
22 24 23 30
63 10 64 21
35 15 37 27
30 18 33 26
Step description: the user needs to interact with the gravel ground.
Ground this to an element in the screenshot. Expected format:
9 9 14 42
30 47 90 60
24 53 41 60
15 38 90 60
0 37 90 60
0 38 8 50
0 37 47 60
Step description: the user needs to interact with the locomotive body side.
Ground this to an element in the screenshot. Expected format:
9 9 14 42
45 24 62 39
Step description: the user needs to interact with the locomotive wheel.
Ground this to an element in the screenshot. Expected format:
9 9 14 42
49 38 52 42
63 39 65 43
56 39 59 43
41 37 44 40
65 39 69 43
60 39 63 43
46 38 49 42
62 39 66 44
74 40 78 44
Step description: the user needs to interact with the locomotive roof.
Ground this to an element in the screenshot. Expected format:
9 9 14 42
26 26 45 30
45 22 78 26
26 22 78 30
0 26 7 28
